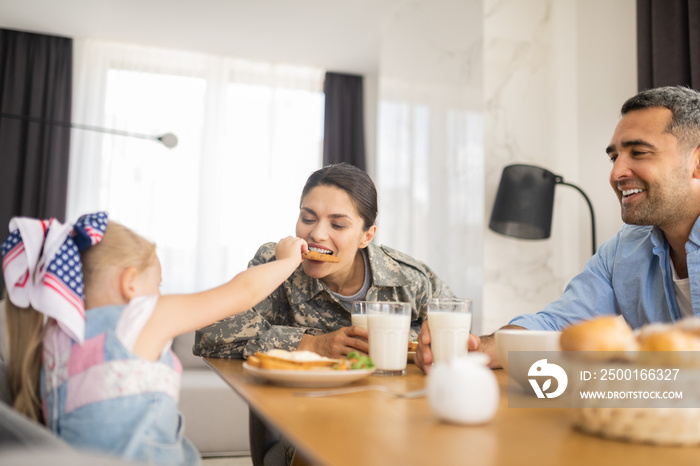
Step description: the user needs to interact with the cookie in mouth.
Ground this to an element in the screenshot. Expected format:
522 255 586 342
302 250 340 263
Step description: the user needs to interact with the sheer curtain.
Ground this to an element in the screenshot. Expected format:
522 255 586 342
68 40 324 294
374 0 484 332
375 79 484 331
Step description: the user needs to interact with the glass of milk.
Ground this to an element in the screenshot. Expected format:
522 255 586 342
351 301 368 330
428 298 472 364
367 302 412 376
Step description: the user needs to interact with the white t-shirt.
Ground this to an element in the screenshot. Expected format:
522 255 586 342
671 260 693 318
115 295 172 357
329 248 371 310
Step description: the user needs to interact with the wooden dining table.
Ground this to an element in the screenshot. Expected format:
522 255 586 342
205 358 700 466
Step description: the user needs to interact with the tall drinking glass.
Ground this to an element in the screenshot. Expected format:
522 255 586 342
367 302 411 376
428 298 472 364
351 301 368 330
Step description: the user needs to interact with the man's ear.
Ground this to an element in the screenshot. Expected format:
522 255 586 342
359 225 377 249
692 144 700 179
119 267 139 301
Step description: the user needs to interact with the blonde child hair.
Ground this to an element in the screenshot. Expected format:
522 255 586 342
4 218 307 429
5 293 44 422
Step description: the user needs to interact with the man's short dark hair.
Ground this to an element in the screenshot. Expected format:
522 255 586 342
621 86 700 152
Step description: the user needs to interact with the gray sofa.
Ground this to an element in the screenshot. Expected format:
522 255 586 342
0 299 250 460
172 331 250 457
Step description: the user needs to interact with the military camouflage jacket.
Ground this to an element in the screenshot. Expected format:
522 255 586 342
193 241 455 359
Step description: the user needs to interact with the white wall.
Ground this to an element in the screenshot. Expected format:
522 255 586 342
481 0 636 334
576 0 636 259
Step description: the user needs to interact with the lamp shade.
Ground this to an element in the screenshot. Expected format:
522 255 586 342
489 164 558 240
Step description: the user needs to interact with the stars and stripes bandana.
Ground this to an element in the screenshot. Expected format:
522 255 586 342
1 212 108 343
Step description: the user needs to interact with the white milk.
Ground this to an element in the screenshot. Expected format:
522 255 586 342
428 311 472 363
368 313 410 372
351 314 368 330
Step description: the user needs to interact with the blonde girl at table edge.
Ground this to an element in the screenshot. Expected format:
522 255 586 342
3 212 307 464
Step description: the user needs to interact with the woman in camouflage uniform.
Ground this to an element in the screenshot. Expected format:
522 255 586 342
195 163 456 465
194 163 454 360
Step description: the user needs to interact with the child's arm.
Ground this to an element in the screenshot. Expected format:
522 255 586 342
133 236 307 360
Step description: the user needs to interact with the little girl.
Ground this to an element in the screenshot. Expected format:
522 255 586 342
2 212 307 465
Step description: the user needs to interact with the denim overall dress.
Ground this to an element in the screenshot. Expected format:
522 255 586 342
41 305 200 465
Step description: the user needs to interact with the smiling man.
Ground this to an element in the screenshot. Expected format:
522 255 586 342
416 86 700 373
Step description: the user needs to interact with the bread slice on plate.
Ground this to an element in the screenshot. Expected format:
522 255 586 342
248 349 339 371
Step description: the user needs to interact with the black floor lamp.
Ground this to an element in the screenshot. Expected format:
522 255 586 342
489 164 597 256
0 112 178 149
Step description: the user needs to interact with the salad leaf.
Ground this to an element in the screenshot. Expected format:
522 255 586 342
346 351 374 369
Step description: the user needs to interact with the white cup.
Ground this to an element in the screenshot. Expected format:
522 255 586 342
351 301 368 330
428 297 472 364
367 302 411 376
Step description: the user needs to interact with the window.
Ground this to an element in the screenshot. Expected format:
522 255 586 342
68 40 324 293
375 82 484 322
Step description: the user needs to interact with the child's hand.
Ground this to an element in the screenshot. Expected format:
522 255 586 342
275 236 307 263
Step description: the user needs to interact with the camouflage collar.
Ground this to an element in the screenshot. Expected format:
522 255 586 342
285 242 412 305
365 242 412 287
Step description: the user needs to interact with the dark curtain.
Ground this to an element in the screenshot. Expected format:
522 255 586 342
322 72 366 170
637 0 700 90
0 29 72 294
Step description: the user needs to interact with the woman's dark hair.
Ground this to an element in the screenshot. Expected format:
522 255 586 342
300 163 377 230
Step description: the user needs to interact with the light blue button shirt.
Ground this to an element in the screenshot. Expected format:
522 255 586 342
509 216 700 330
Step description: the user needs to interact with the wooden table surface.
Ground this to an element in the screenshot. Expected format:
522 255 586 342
205 358 700 466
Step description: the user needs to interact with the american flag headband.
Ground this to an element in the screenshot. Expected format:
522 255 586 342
1 212 108 344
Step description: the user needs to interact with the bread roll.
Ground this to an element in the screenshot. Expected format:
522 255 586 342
675 317 700 337
638 329 700 366
638 329 700 351
561 316 700 368
635 322 673 341
560 316 639 354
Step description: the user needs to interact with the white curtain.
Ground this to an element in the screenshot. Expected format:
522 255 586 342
374 0 484 332
375 78 484 332
68 40 325 294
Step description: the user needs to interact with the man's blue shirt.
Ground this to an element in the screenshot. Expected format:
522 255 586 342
509 217 700 330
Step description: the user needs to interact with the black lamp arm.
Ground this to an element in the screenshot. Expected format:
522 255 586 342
556 178 597 256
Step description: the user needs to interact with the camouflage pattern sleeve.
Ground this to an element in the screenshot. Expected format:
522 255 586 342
193 242 307 359
193 309 269 359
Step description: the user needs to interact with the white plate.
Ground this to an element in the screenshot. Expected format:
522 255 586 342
242 362 375 388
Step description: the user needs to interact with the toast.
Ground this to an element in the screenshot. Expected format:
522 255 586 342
247 350 339 371
302 250 340 263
